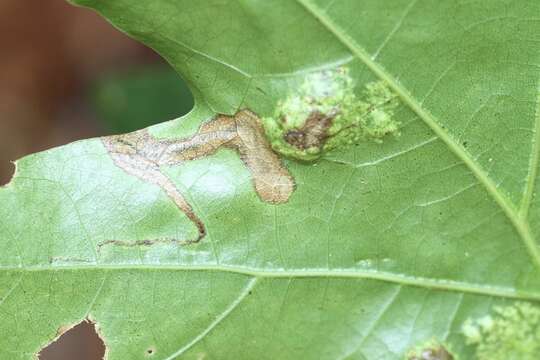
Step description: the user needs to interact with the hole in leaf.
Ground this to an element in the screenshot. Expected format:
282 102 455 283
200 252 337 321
39 320 105 360
0 161 15 187
146 346 156 356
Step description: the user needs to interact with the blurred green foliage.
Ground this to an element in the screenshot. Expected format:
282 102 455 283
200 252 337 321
90 66 194 133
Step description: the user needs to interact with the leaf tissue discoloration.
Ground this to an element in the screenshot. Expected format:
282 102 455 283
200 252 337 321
283 110 337 150
102 109 294 244
406 340 454 360
97 237 182 250
263 67 401 161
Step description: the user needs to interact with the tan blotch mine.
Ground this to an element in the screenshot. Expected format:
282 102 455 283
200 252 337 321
102 109 294 244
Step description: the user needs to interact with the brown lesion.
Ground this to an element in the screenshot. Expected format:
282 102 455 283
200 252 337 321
407 345 454 360
97 238 179 250
283 109 339 151
102 109 294 244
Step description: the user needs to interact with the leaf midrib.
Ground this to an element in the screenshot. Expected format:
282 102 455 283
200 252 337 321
3 263 540 302
295 0 540 269
520 85 540 217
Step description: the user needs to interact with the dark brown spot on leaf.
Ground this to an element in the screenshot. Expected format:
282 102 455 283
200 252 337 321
283 110 338 150
0 161 16 188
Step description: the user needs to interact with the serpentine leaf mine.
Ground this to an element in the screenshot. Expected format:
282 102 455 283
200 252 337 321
102 109 294 244
262 67 401 161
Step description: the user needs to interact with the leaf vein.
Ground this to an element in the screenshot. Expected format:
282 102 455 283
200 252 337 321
162 277 258 360
338 285 401 360
0 275 23 309
295 0 540 269
85 273 108 317
520 84 540 218
4 264 539 302
372 0 418 59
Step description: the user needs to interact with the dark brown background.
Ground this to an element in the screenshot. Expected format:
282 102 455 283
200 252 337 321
0 0 166 186
1 1 173 358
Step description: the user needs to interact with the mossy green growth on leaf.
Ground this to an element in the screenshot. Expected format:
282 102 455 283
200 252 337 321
262 67 400 161
462 302 540 360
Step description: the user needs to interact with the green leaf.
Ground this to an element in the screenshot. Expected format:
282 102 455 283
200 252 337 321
2 1 540 359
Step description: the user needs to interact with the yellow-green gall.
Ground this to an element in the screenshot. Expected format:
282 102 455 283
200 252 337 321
462 302 540 360
262 67 401 161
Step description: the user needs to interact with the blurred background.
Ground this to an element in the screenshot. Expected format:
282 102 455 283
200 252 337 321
1 1 194 358
0 0 194 186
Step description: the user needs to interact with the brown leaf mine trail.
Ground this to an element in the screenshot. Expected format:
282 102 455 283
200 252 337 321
102 109 294 244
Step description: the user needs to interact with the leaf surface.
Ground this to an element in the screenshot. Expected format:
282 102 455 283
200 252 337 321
1 1 540 359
